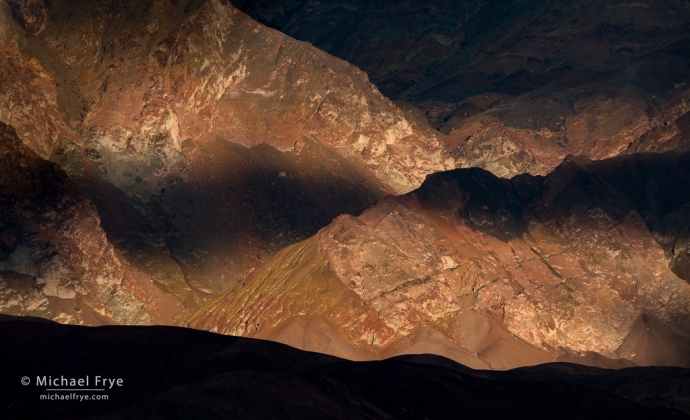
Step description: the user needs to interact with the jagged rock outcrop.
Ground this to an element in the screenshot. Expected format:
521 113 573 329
438 83 690 178
1 0 450 190
185 151 690 369
0 0 73 158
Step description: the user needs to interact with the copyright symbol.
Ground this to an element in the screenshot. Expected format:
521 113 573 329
21 377 30 386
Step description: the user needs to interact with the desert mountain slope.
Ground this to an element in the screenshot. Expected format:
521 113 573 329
1 0 689 314
235 0 690 176
0 0 456 323
1 0 689 372
185 150 690 368
232 0 690 102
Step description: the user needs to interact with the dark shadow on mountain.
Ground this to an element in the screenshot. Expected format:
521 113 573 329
231 0 690 105
73 135 384 294
416 168 529 242
413 150 690 283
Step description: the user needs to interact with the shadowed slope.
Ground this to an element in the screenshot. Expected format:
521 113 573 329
233 0 690 103
0 122 182 325
186 151 690 368
234 0 690 176
0 320 686 419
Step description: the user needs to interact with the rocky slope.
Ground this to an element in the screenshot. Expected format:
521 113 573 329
0 122 183 325
232 0 690 101
1 319 687 419
0 0 456 324
185 150 690 369
1 0 449 190
235 0 690 176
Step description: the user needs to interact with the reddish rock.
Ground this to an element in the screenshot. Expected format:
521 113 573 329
0 0 689 373
0 0 451 311
185 152 690 368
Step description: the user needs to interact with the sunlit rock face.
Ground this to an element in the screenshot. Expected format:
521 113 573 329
0 0 448 192
234 0 690 177
0 0 459 325
185 151 690 369
0 1 73 159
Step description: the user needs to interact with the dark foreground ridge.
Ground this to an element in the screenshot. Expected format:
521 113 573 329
0 318 688 419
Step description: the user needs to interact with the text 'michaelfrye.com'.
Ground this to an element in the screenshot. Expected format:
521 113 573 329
21 375 124 402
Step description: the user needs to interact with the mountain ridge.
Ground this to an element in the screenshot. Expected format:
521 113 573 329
185 149 690 368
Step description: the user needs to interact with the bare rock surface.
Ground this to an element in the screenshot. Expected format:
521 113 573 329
185 151 690 368
0 122 173 325
0 0 689 373
235 0 690 176
0 0 455 319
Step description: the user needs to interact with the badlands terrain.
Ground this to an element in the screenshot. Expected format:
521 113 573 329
0 0 689 408
2 0 690 417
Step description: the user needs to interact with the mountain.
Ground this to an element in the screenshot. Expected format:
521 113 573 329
1 0 690 375
185 150 690 369
0 0 454 324
231 0 690 102
0 319 687 419
234 0 690 176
